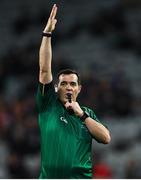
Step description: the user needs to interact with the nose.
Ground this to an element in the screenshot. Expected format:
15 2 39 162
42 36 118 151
66 84 72 91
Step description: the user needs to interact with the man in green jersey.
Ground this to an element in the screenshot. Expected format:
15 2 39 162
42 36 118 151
36 4 111 179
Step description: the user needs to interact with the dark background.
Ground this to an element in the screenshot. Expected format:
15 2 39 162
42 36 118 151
0 0 141 178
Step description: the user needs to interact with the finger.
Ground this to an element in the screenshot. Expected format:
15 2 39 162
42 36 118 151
52 6 58 20
65 102 71 108
54 19 57 25
49 4 56 19
50 4 57 19
68 106 72 110
65 102 69 106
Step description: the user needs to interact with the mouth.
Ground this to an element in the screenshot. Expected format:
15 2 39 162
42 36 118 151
65 93 73 102
66 92 72 95
65 93 73 97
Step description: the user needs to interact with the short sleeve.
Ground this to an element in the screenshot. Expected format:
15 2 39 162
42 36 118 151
82 106 109 142
36 81 57 113
82 107 99 122
82 106 109 129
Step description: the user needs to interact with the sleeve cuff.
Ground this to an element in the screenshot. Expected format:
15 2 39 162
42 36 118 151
39 81 54 96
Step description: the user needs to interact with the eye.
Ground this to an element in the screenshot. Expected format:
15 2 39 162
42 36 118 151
60 82 67 86
70 82 77 86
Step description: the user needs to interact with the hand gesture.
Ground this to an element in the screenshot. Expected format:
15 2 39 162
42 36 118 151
65 101 84 117
43 4 58 33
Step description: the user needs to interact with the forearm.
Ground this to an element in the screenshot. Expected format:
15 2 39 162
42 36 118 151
85 117 111 144
39 37 52 84
39 4 57 84
65 102 111 144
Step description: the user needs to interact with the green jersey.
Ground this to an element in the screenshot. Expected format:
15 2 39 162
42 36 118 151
36 82 102 179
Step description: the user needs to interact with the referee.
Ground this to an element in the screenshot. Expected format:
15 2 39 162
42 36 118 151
36 4 111 179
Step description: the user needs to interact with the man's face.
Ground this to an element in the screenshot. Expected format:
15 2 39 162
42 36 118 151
56 74 81 104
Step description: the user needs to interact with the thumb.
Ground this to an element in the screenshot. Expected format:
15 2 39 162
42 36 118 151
64 102 72 109
54 19 57 25
52 19 57 30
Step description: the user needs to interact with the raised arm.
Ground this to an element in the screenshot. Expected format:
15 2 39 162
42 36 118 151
39 4 58 84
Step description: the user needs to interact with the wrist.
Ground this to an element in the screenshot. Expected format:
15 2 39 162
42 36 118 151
80 111 89 122
78 110 84 118
42 31 52 37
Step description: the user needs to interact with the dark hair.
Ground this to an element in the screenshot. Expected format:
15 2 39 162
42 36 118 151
57 69 81 85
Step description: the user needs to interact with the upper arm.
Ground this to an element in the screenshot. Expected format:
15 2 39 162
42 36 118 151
39 70 53 85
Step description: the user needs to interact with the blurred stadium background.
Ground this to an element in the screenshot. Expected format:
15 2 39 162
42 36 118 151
0 0 141 178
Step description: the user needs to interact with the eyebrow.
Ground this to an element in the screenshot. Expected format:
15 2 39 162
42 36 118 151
60 81 77 84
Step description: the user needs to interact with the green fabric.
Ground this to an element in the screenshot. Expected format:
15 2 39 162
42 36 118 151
36 82 102 179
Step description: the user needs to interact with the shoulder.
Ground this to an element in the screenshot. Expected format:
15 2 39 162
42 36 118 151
36 81 57 113
38 81 55 95
81 105 93 112
81 106 108 128
81 106 95 115
81 105 100 121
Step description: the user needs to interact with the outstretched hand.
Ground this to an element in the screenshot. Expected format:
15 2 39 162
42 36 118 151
43 4 58 33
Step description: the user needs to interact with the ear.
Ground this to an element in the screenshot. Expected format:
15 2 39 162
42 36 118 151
54 84 58 92
78 85 82 94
